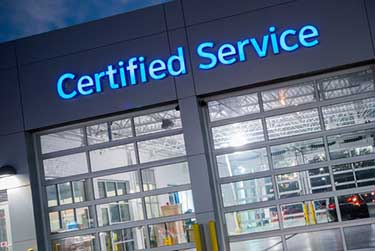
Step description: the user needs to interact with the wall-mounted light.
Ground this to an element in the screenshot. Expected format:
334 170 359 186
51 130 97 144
0 165 17 178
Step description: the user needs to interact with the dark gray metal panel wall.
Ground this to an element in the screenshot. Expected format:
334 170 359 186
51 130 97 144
20 33 177 130
366 0 375 56
181 0 294 26
15 5 167 65
0 42 16 69
188 0 374 95
0 68 24 135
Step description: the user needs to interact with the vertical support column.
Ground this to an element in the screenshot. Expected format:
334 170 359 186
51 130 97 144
179 96 223 251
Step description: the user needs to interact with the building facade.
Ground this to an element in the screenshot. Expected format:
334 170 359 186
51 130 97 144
0 0 375 250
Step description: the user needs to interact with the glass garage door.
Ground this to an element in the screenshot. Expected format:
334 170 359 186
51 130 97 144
205 66 375 251
34 106 196 251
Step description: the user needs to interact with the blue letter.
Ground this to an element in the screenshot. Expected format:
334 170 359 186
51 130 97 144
269 26 280 54
299 25 319 47
250 35 269 58
149 59 167 80
57 73 77 99
138 57 148 83
77 75 94 96
106 65 119 89
197 42 217 70
126 57 138 85
237 39 250 61
218 43 237 65
94 71 105 92
167 47 187 76
279 29 299 51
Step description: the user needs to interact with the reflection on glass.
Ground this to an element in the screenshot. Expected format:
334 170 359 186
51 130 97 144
138 134 186 163
56 207 92 233
286 229 344 251
73 180 86 203
99 227 147 251
337 192 375 221
271 138 326 169
322 97 375 130
333 160 375 190
110 118 133 140
344 224 375 250
266 109 321 139
276 167 331 199
93 171 140 199
212 119 264 149
49 212 60 233
142 162 190 191
282 198 336 228
87 123 109 145
327 129 375 160
134 109 182 136
145 190 194 219
149 219 195 248
208 93 260 121
52 235 96 251
318 68 374 100
230 236 283 251
225 207 279 235
221 177 274 207
40 128 85 154
46 185 58 207
90 144 136 171
216 148 269 177
97 199 143 227
58 182 73 205
43 152 88 180
262 82 316 111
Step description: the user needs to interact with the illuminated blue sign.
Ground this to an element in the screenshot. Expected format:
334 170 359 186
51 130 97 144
57 24 319 100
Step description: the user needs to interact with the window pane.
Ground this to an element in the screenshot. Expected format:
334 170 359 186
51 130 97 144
327 129 375 160
90 144 136 171
286 229 344 251
208 93 260 121
46 185 58 207
73 180 86 203
87 123 109 145
225 207 279 235
282 198 336 228
145 190 194 219
212 119 264 149
318 68 374 100
138 134 186 163
276 167 331 199
41 128 85 154
322 97 375 130
221 177 274 207
60 209 75 232
142 162 190 191
344 224 375 250
230 237 283 251
76 207 92 230
110 118 133 140
271 138 326 169
93 171 140 199
216 148 269 177
58 182 73 205
99 227 147 251
266 109 321 139
338 191 375 221
52 235 96 251
49 212 60 233
262 82 316 111
148 219 195 248
135 109 181 136
97 199 143 227
43 152 88 180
